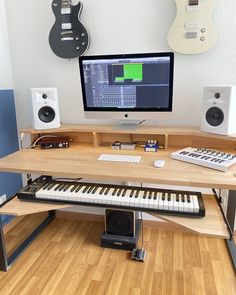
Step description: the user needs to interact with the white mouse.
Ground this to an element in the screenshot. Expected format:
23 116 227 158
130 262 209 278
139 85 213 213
154 160 165 168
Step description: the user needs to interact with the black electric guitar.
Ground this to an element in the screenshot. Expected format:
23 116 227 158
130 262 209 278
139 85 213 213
49 0 90 59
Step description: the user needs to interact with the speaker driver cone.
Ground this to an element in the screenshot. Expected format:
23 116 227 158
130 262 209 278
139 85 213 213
106 211 133 236
38 106 55 123
205 107 224 127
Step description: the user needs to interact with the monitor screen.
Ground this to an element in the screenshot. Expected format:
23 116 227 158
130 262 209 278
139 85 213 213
79 52 174 121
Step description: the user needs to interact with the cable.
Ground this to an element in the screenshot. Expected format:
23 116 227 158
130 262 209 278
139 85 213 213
140 211 144 249
138 120 146 125
20 132 24 149
32 135 59 148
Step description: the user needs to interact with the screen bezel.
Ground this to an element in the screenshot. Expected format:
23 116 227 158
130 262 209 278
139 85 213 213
79 52 174 113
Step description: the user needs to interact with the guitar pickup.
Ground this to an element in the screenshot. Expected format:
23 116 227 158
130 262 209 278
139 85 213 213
186 31 198 39
185 23 200 30
61 8 71 14
187 5 199 12
61 30 74 41
61 30 73 35
62 23 72 30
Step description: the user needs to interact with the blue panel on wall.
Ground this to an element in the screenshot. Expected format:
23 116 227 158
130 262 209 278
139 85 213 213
0 90 23 224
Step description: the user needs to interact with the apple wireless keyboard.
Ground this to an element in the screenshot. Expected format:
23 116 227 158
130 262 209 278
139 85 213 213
97 154 141 163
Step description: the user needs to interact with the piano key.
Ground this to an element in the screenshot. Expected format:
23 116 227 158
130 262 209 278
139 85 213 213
191 194 200 213
183 194 189 212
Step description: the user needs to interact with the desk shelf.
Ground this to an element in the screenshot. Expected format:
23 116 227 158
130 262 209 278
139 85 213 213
0 195 229 239
20 124 236 150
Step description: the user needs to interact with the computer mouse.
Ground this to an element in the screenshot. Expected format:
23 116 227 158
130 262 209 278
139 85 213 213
154 160 165 168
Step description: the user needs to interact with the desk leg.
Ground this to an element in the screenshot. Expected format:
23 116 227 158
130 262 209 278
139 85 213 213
0 210 55 272
0 219 8 271
226 190 236 269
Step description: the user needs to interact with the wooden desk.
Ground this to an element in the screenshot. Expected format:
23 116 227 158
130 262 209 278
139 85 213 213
0 124 235 271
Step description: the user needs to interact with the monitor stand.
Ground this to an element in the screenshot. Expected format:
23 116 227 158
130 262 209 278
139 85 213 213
112 120 141 130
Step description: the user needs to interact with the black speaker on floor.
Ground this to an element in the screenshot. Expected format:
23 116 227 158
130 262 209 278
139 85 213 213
101 209 141 251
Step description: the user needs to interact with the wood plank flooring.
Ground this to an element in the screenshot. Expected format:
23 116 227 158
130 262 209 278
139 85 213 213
0 215 235 295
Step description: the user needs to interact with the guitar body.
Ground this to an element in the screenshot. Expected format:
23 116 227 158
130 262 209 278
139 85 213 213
49 0 90 59
167 0 217 54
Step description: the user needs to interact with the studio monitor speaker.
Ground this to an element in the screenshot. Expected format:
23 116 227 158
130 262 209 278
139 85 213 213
101 209 141 250
30 88 60 130
201 86 236 135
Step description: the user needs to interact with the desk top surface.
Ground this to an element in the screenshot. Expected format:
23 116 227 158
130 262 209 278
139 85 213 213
0 144 236 189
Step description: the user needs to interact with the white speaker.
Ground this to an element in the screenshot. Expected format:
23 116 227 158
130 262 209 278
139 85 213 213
30 88 61 130
201 86 236 135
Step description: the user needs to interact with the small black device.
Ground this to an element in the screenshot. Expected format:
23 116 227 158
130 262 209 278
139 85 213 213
101 209 141 250
40 137 70 149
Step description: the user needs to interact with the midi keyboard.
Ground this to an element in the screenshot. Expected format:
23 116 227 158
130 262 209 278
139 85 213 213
17 177 205 218
171 147 236 172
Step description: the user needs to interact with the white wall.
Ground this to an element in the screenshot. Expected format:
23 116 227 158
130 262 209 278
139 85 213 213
4 0 236 129
0 0 13 89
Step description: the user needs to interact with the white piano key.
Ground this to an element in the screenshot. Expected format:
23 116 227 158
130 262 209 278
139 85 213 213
169 194 174 211
191 194 200 213
163 193 169 210
183 194 189 212
173 194 179 211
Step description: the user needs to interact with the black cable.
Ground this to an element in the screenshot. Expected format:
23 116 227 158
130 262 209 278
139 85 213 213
140 211 144 249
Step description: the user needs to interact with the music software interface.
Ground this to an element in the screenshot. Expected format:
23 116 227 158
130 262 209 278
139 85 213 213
82 56 171 109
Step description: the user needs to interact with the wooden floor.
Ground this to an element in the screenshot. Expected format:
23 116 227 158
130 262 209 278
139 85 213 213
0 215 235 295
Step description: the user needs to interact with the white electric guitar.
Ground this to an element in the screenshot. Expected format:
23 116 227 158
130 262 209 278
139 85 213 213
167 0 217 54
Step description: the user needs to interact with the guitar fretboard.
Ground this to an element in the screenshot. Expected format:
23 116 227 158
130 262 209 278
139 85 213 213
189 0 199 6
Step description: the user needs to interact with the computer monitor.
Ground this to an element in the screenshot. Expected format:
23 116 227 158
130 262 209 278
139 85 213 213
79 52 174 129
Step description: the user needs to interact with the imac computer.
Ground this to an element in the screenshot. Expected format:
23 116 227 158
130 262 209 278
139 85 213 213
79 52 174 129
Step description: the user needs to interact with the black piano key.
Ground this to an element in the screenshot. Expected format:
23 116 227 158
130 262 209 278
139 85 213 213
176 194 179 202
122 189 127 197
112 188 118 196
75 185 83 193
42 182 52 190
167 193 171 202
87 186 95 194
104 187 111 195
162 193 165 201
129 190 135 198
181 194 185 202
187 194 191 203
59 184 67 192
143 191 147 199
154 192 157 200
148 191 152 200
117 188 123 197
82 186 90 193
135 190 139 198
63 184 71 192
91 186 98 194
100 187 106 195
54 183 62 191
70 185 78 192
47 183 55 190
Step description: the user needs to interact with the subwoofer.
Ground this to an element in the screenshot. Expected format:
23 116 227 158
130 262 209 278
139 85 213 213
101 209 141 250
201 86 236 135
30 88 60 130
